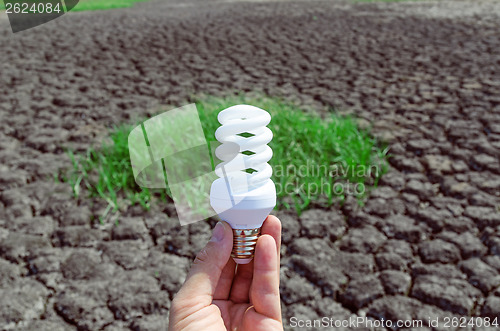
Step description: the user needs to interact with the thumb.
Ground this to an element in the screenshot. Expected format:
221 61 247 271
174 221 233 309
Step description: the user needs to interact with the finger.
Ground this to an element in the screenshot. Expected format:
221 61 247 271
229 259 254 303
172 221 233 314
213 257 236 300
250 234 281 322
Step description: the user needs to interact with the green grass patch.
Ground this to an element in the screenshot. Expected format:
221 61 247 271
62 95 388 219
0 0 149 12
69 0 149 12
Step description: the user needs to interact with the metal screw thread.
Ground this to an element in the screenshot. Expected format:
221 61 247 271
231 227 261 260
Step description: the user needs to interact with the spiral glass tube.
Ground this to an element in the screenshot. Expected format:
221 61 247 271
211 105 275 263
214 105 273 192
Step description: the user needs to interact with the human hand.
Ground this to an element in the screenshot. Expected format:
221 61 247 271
168 216 283 331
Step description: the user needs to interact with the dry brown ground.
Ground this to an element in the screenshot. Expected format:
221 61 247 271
0 0 499 330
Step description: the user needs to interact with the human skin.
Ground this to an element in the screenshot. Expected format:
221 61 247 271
168 216 283 331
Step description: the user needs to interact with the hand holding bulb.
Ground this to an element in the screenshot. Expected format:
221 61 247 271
169 105 282 330
168 216 283 331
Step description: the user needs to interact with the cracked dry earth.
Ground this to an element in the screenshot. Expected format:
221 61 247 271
1 0 500 330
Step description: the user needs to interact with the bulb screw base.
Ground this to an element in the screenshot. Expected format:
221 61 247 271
231 227 261 262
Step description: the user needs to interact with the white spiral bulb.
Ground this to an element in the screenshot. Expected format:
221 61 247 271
210 104 277 264
214 105 273 193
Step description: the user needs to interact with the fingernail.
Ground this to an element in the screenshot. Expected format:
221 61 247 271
210 222 225 242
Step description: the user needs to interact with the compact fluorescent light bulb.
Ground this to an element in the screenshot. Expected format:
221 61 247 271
210 105 276 264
